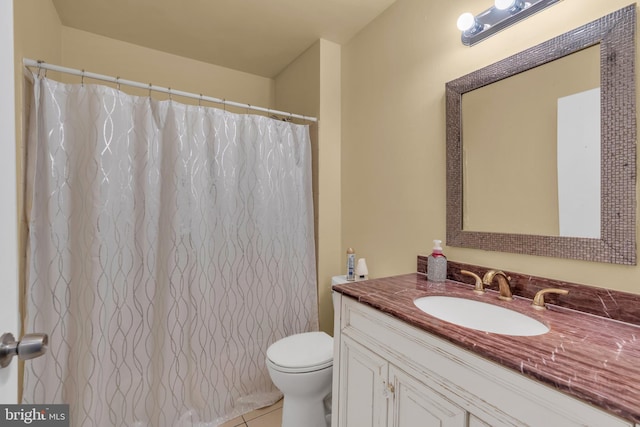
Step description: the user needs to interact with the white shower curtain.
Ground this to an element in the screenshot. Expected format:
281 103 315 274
23 75 318 426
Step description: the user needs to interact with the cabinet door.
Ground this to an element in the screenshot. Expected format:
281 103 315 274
338 336 389 427
388 365 466 427
468 415 492 427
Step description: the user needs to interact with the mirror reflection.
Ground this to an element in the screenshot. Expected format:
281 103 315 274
462 45 600 238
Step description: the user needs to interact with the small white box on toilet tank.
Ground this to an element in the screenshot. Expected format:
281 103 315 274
332 276 349 286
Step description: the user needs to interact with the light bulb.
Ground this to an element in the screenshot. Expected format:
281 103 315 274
456 13 476 32
495 0 525 12
494 0 516 10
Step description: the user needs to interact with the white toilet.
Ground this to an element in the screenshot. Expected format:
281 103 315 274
266 331 334 427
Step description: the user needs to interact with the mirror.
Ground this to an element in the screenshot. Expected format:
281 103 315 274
446 5 636 265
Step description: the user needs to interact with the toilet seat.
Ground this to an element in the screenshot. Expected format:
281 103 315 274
267 331 333 373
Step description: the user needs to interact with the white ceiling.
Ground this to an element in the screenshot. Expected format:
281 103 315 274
52 0 397 78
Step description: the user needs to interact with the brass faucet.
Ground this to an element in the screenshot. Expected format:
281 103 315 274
460 270 484 295
482 270 513 301
532 288 569 310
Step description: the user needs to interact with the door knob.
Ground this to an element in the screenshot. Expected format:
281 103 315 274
0 332 48 368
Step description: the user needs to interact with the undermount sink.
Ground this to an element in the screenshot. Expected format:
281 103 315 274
414 296 549 336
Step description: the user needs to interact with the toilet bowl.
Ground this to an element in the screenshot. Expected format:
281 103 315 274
266 331 333 427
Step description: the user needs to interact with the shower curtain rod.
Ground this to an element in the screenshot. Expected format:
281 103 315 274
23 58 318 123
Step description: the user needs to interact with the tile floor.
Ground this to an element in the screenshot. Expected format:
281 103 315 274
219 399 283 427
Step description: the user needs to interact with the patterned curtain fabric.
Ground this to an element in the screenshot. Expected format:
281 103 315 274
23 76 318 426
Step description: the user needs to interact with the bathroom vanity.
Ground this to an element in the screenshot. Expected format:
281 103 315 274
331 272 640 427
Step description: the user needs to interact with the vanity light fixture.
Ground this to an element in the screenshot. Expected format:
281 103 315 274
457 0 561 46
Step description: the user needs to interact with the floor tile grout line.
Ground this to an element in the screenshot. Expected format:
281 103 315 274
242 409 273 423
241 402 283 422
244 407 283 427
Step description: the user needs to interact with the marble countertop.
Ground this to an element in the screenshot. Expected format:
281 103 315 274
333 273 640 423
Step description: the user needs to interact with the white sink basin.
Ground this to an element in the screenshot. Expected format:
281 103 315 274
414 296 549 336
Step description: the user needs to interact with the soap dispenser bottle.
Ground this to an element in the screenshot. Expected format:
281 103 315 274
427 240 447 283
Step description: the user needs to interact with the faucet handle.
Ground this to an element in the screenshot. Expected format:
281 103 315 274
532 288 569 310
460 270 484 295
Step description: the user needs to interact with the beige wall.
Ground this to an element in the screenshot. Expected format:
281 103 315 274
342 0 640 294
316 40 342 334
60 27 274 109
275 39 342 334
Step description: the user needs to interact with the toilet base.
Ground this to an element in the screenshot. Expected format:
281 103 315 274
281 393 330 427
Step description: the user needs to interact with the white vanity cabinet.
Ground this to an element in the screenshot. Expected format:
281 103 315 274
331 292 633 427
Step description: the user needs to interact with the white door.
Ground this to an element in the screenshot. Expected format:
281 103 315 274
0 0 20 403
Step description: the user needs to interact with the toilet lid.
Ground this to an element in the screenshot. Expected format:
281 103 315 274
267 331 333 370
